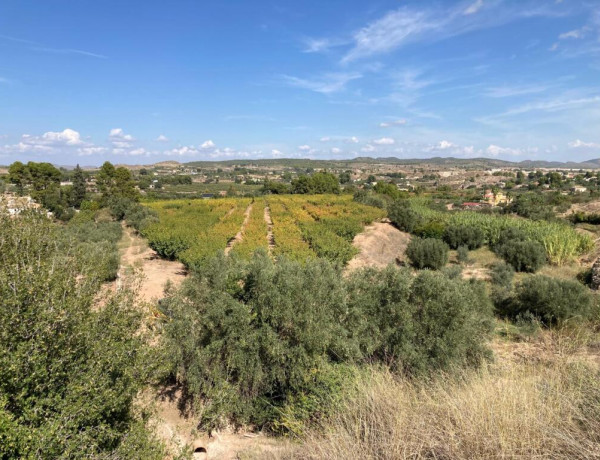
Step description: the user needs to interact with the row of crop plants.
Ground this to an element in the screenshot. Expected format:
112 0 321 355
141 195 387 267
406 199 593 265
142 198 251 267
230 199 270 259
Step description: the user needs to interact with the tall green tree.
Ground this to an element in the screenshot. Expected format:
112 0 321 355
71 164 87 208
7 161 28 195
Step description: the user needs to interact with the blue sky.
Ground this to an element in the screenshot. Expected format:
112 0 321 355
1 0 599 165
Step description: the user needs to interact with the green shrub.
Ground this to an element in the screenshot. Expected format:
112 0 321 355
406 237 449 270
161 253 494 432
414 220 446 239
490 262 515 289
388 200 422 233
0 212 163 458
504 275 594 326
345 268 493 374
444 225 485 250
457 245 470 264
497 240 546 272
353 190 388 209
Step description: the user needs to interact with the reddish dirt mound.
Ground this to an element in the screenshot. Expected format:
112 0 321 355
346 221 411 271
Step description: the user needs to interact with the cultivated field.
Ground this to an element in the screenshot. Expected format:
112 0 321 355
142 195 386 267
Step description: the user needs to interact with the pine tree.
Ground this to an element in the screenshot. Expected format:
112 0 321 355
72 164 87 208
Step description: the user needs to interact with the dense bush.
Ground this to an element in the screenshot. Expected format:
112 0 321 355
503 275 594 326
353 189 388 209
490 262 515 289
457 245 469 264
414 220 446 239
388 200 422 233
0 212 162 458
160 253 494 432
443 225 484 250
496 239 546 272
406 237 449 270
60 219 123 281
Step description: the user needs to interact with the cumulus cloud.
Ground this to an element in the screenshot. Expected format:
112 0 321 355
271 149 284 156
331 147 342 154
1 128 87 155
298 144 312 151
156 134 169 142
201 140 216 149
109 128 135 148
320 137 331 142
41 128 84 146
373 137 395 145
437 140 456 149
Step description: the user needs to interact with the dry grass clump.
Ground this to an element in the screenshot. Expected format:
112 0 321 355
267 333 600 459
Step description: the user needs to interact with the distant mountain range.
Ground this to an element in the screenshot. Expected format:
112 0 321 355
4 156 600 170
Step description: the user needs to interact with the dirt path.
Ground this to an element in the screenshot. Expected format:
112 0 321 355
346 221 411 272
117 225 186 303
224 203 253 255
148 385 288 459
264 205 275 255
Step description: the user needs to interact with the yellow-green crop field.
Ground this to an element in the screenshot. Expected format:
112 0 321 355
142 195 385 267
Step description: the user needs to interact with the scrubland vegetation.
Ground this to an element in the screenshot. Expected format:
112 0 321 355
3 159 600 459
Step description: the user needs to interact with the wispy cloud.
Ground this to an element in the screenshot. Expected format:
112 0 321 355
463 0 485 16
484 83 552 98
282 72 362 94
0 34 107 59
569 139 600 149
340 1 566 63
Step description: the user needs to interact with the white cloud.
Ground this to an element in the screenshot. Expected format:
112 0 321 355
485 84 551 98
569 139 600 148
349 136 359 143
109 128 135 148
437 140 456 149
361 144 376 153
486 144 525 156
128 148 149 156
77 146 107 156
201 140 216 149
302 37 348 53
380 119 407 127
41 128 83 146
320 136 331 142
559 27 588 40
373 137 395 145
331 147 342 154
282 72 362 94
464 0 484 15
271 149 284 156
549 42 559 51
298 144 312 151
165 146 200 156
156 134 169 142
341 2 562 62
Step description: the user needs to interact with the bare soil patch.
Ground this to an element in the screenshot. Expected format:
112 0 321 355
118 225 186 303
224 203 253 255
264 206 275 255
346 221 411 272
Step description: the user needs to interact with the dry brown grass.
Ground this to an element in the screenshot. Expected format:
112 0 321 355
262 331 600 460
